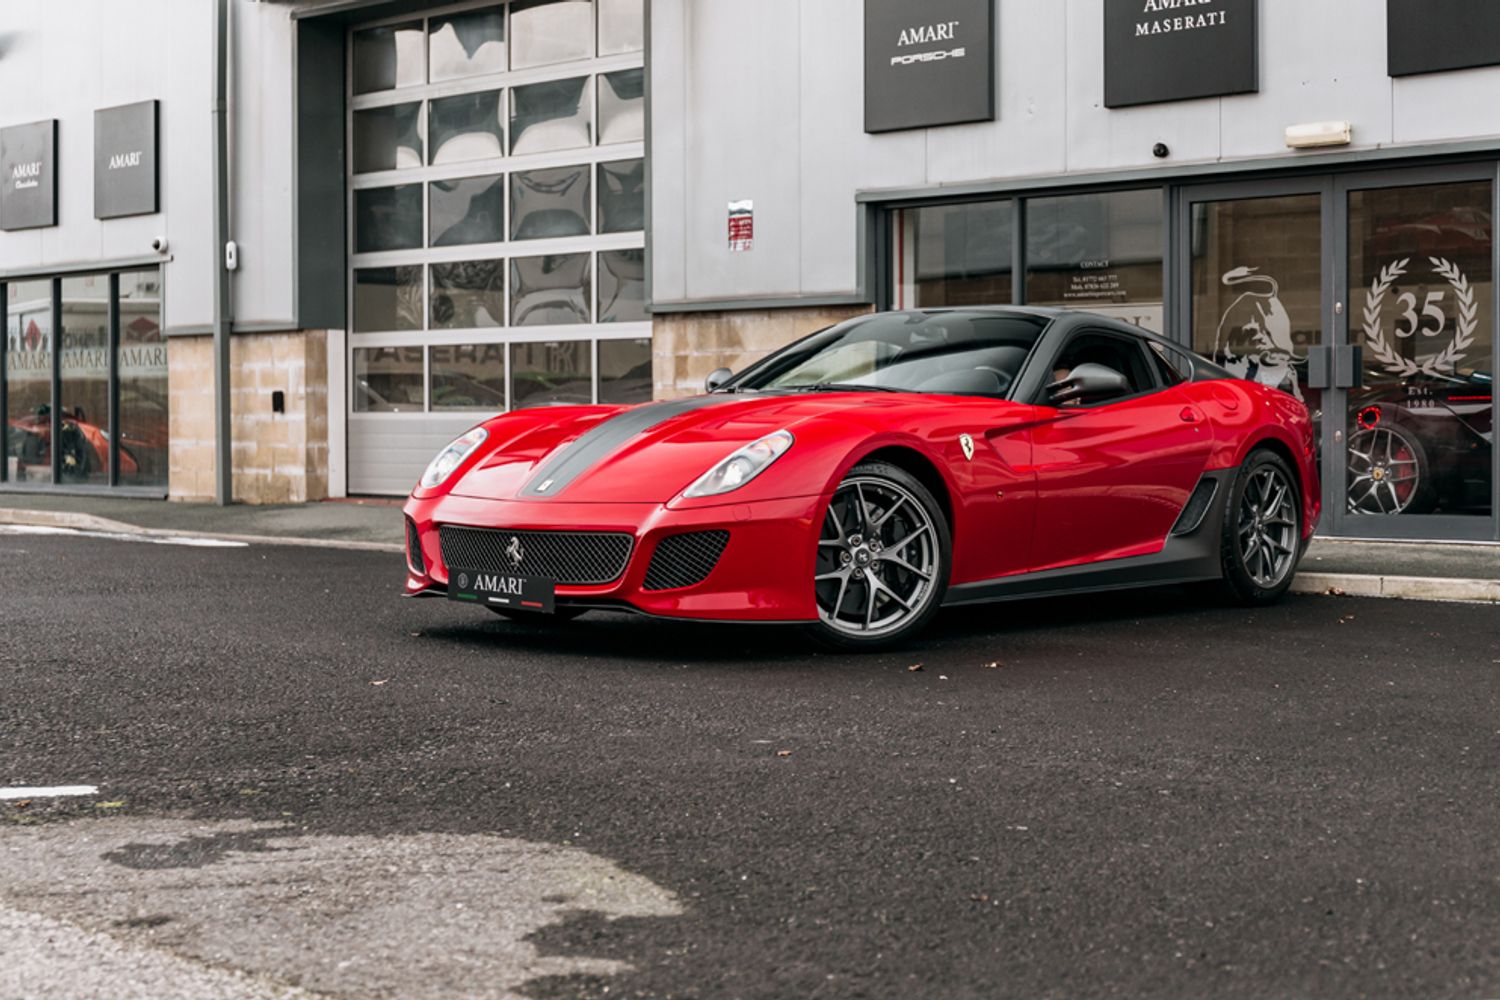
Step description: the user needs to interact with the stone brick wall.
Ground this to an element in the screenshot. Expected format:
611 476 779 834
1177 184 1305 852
651 304 873 400
168 331 330 504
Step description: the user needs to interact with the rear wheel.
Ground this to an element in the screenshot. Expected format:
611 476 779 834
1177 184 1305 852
1217 450 1302 605
806 461 950 650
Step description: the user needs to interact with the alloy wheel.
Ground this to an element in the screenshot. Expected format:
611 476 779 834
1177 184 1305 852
1237 465 1298 589
1346 427 1421 515
815 476 939 639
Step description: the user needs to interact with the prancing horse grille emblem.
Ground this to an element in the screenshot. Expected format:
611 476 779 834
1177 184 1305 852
505 535 525 568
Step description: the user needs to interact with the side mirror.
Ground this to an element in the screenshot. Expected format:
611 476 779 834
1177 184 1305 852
705 367 733 393
1047 363 1130 406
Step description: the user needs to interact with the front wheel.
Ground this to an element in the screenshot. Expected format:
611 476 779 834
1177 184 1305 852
805 461 951 650
1216 450 1303 605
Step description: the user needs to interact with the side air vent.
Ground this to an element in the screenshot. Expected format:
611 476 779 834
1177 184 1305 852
405 517 427 574
643 531 730 591
1171 477 1219 536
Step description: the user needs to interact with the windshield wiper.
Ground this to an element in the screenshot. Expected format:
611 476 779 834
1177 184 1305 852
794 382 911 393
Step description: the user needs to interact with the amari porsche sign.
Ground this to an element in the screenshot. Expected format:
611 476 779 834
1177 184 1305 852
1104 0 1258 108
864 0 994 134
1387 0 1500 77
0 120 59 231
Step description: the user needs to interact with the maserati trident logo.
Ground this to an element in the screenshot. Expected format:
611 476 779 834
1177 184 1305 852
959 434 975 462
505 536 525 568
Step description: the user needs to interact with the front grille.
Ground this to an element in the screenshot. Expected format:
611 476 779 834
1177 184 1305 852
643 530 730 591
439 525 633 586
405 517 426 574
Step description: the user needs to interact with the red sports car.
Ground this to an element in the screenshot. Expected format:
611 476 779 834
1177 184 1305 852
404 309 1320 648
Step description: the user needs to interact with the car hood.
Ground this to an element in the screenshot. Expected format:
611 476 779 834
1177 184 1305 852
447 392 913 503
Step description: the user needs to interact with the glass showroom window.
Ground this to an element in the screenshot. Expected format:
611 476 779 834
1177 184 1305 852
349 0 649 433
893 189 1165 332
1 269 166 490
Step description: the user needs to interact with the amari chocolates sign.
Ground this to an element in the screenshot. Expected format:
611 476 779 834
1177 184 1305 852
1104 0 1258 108
1 120 58 231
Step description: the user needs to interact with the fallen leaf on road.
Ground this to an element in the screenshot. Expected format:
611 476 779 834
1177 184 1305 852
95 801 125 810
11 800 30 810
1326 587 1346 596
370 679 391 686
970 893 990 903
907 663 924 672
984 661 1002 669
776 750 793 758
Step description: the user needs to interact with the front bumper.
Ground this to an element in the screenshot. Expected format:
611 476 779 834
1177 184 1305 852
401 492 825 621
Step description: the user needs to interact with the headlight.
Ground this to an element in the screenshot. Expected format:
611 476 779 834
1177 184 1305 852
419 427 488 488
682 429 794 498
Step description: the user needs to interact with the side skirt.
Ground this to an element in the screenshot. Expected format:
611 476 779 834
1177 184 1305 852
942 470 1234 608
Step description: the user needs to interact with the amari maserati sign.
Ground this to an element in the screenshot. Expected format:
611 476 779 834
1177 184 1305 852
95 100 160 219
1387 0 1500 77
0 120 58 231
1104 0 1258 108
864 0 994 134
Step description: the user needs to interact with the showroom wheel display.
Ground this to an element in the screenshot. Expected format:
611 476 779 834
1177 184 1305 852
1346 421 1434 516
807 461 951 650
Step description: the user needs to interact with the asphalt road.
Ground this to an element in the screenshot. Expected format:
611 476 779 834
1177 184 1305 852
3 527 1500 999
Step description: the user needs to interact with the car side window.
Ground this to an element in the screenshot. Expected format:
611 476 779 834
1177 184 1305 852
1040 331 1157 406
1147 341 1195 385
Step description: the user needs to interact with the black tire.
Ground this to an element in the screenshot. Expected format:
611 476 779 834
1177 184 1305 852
804 460 951 651
1216 449 1303 606
488 607 588 623
1346 420 1436 515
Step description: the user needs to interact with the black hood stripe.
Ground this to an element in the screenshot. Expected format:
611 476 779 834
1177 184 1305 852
519 395 743 498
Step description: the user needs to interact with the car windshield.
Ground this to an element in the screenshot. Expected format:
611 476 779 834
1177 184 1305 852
727 311 1048 398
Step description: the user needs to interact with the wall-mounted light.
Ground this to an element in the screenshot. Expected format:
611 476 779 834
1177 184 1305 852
1285 121 1352 149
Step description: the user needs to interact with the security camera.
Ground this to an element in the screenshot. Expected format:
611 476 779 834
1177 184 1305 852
151 236 168 253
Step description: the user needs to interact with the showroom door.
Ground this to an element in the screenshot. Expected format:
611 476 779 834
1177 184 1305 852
1330 168 1496 540
1180 169 1498 542
1177 178 1333 510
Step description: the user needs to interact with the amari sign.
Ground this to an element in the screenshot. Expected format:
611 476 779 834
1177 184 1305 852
95 100 160 219
0 120 59 231
1387 0 1500 77
864 0 994 134
1104 0 1258 108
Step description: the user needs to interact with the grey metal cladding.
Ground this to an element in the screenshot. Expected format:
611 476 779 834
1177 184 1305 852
95 100 159 219
1 119 58 231
1104 0 1257 109
864 0 994 134
519 394 742 498
1387 0 1500 77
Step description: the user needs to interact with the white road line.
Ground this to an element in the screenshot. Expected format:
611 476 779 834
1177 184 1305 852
0 786 98 800
0 525 248 548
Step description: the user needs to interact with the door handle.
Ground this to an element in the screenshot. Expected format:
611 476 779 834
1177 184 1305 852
1179 406 1203 424
1307 345 1363 389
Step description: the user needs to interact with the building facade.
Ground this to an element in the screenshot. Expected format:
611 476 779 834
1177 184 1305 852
1 0 1496 544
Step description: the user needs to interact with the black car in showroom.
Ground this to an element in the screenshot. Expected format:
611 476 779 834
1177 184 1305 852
1346 370 1494 515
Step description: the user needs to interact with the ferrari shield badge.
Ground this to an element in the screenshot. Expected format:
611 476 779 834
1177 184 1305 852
959 433 975 462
